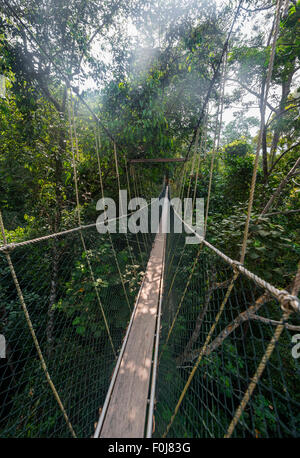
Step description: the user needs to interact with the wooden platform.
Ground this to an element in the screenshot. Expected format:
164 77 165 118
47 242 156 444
95 191 168 438
129 157 185 163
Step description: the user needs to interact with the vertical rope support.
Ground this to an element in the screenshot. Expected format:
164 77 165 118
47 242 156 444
167 124 202 279
113 141 136 267
185 126 200 213
192 109 208 213
217 52 227 145
94 126 131 312
136 168 152 249
204 55 226 237
131 166 147 262
203 105 209 161
179 163 188 202
162 59 226 368
166 247 186 300
225 310 290 438
240 0 283 264
162 271 239 437
67 89 116 357
0 211 77 438
176 162 186 199
159 244 203 364
135 167 151 252
165 162 190 279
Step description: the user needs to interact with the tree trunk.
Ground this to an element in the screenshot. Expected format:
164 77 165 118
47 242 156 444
176 275 215 366
47 85 68 356
269 67 295 166
262 123 268 180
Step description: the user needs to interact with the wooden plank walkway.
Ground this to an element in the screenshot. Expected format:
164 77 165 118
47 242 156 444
95 190 168 438
129 158 185 163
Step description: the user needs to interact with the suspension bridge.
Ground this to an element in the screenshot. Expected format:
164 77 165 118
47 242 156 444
0 0 300 440
1 168 299 438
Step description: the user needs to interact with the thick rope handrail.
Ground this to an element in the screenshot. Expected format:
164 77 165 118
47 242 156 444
173 206 300 313
0 201 155 253
0 223 96 252
1 204 298 314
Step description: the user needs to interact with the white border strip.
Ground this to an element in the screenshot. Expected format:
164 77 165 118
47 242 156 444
146 187 169 437
93 270 148 438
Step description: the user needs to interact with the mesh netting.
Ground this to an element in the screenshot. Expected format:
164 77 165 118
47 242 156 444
0 226 151 438
155 206 300 438
1 194 299 438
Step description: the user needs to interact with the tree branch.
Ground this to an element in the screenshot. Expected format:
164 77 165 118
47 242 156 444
227 78 276 112
249 314 300 331
181 292 270 364
241 5 274 13
176 278 216 366
268 141 300 176
263 208 300 217
259 155 300 217
185 0 244 161
180 269 299 365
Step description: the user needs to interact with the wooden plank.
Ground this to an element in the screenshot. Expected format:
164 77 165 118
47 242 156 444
99 192 168 438
129 158 185 163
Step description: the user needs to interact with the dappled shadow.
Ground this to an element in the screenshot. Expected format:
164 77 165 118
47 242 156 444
100 225 166 438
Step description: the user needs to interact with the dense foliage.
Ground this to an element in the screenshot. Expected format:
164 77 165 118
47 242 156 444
0 0 299 438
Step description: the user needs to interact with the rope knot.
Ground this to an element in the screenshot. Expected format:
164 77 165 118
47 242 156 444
231 260 242 274
277 290 300 314
0 243 15 254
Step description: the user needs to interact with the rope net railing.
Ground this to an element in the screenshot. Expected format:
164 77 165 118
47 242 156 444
154 205 300 438
1 184 299 438
2 0 298 440
0 224 151 438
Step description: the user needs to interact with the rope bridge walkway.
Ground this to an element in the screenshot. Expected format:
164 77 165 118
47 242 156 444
0 184 299 438
0 0 299 439
94 188 168 438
